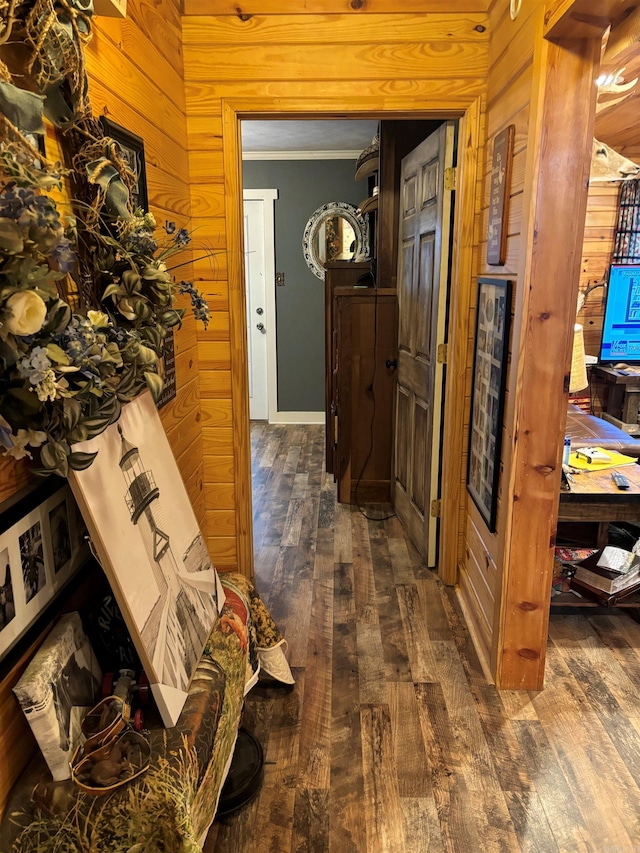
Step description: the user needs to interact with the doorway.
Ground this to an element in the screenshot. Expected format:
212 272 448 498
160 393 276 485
241 124 375 423
217 98 481 581
236 115 476 580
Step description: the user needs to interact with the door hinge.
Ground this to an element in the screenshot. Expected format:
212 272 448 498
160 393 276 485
444 166 457 191
437 342 448 364
431 499 441 518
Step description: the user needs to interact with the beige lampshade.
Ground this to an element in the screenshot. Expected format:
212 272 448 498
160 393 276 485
569 323 588 393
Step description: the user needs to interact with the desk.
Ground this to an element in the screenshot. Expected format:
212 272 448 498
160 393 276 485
593 365 640 434
556 466 640 613
559 463 640 544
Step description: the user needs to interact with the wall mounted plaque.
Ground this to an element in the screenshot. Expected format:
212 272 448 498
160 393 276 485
487 125 515 266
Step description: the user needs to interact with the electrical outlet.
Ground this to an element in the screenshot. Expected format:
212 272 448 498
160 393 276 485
276 272 285 287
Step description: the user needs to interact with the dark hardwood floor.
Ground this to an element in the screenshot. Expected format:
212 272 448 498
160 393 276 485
204 423 640 852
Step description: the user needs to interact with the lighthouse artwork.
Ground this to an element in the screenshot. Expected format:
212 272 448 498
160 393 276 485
117 423 219 689
69 392 225 726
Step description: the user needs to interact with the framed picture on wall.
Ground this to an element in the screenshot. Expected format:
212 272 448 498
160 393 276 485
99 117 149 213
466 278 512 532
0 480 89 664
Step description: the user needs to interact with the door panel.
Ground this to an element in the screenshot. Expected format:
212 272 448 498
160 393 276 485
398 241 414 353
392 122 455 565
411 399 428 515
395 385 410 492
417 232 435 361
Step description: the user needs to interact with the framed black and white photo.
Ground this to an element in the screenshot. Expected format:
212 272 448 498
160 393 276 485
467 278 512 532
13 612 102 781
99 117 149 213
0 481 89 663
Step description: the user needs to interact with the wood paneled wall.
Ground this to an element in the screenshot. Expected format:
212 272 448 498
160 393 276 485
0 0 206 816
85 0 207 534
182 9 491 575
458 1 601 688
579 184 619 358
458 0 541 673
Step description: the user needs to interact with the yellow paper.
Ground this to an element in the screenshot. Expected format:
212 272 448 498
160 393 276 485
568 447 638 471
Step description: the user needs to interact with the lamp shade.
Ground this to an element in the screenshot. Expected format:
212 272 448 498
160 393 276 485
569 323 588 393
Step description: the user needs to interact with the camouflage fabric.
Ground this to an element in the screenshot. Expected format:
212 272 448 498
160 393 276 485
0 573 264 853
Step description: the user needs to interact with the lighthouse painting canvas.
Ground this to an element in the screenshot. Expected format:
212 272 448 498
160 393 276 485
69 391 225 726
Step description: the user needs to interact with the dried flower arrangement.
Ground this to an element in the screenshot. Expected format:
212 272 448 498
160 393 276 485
0 0 211 477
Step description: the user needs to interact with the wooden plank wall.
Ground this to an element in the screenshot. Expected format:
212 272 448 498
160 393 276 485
457 0 540 672
182 9 491 575
0 0 206 817
579 184 618 359
85 0 207 535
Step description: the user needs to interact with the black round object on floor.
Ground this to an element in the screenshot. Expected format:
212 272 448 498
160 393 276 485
217 727 265 816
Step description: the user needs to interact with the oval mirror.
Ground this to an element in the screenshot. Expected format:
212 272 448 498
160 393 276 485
302 202 370 280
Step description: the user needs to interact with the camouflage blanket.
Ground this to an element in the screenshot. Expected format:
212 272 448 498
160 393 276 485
0 572 273 853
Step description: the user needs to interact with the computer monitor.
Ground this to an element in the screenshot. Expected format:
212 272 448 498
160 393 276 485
599 264 640 363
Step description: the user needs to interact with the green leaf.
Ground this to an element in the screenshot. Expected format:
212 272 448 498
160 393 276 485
70 424 88 443
62 397 82 431
0 219 24 253
81 417 112 438
134 301 153 322
48 301 72 334
40 441 69 477
0 336 20 368
122 270 142 294
144 370 164 402
7 387 42 414
68 450 99 471
161 310 183 329
102 283 123 301
46 343 71 365
140 326 163 349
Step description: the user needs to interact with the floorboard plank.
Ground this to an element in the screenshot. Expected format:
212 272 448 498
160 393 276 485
360 704 407 853
207 423 640 852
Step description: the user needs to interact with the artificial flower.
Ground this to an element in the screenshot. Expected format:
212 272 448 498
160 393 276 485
87 310 110 328
4 428 47 460
0 155 211 477
3 290 47 336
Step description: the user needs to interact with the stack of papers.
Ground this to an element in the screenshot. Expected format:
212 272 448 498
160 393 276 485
567 446 637 471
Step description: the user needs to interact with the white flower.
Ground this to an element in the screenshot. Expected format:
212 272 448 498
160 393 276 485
87 310 110 328
3 291 47 336
34 368 65 402
3 428 47 460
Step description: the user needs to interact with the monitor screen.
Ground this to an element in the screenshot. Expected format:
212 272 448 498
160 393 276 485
599 264 640 363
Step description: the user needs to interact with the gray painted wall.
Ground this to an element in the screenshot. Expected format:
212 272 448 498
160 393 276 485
243 159 363 413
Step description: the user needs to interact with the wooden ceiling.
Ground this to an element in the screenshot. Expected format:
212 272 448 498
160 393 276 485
595 16 640 162
192 0 491 10
596 7 640 158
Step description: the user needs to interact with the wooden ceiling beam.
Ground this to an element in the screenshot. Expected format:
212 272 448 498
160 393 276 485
544 0 631 40
181 0 489 15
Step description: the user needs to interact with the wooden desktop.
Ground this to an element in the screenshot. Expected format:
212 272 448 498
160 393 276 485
559 461 640 544
555 463 640 612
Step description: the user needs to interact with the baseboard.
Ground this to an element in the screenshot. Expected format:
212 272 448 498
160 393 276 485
454 583 495 686
269 411 324 424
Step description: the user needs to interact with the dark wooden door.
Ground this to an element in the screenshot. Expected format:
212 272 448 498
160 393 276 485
392 123 454 565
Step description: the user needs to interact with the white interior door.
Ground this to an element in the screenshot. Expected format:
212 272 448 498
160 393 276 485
243 190 278 422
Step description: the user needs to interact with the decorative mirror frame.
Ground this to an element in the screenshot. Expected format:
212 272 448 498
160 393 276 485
302 202 370 280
